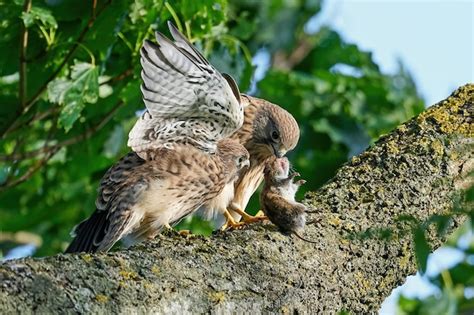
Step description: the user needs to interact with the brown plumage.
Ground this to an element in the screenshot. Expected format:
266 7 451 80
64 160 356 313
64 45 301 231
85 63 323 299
232 94 299 208
65 139 249 253
201 95 300 227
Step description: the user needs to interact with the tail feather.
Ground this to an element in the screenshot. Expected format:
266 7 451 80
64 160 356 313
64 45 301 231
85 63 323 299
65 210 108 253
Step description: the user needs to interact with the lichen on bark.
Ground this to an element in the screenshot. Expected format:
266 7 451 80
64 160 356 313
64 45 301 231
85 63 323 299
1 84 472 314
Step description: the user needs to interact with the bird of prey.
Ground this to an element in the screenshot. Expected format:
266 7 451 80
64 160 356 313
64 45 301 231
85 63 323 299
198 95 300 229
220 95 300 228
65 22 248 253
65 140 249 253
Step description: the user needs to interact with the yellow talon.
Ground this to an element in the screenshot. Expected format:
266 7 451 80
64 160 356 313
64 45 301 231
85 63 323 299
221 208 267 231
163 224 193 237
221 211 246 230
232 207 267 224
178 229 192 236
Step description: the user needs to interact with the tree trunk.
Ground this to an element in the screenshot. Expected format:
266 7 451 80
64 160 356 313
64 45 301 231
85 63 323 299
1 84 473 314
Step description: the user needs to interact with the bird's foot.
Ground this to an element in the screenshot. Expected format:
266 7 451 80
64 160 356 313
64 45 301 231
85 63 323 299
221 209 267 231
177 229 192 237
163 224 193 237
233 208 268 224
220 211 246 230
240 211 268 224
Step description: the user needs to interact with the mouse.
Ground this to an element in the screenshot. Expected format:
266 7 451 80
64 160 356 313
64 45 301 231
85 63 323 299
260 157 317 243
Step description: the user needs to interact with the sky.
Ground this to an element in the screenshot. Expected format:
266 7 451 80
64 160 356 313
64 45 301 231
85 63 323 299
310 0 474 106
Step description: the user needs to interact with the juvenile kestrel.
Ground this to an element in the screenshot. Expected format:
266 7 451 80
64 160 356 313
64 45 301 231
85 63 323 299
66 23 249 253
65 139 249 253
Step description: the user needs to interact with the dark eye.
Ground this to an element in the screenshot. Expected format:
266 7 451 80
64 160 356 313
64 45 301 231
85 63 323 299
271 131 279 140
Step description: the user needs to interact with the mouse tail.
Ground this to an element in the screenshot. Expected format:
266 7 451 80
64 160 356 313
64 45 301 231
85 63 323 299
305 208 318 214
293 232 318 244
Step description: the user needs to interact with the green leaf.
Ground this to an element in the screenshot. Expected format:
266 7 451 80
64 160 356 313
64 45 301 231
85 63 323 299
59 97 84 132
47 62 99 131
21 6 57 29
414 226 431 274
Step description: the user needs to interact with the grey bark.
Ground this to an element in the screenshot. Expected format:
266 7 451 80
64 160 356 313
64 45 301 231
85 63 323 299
1 84 473 314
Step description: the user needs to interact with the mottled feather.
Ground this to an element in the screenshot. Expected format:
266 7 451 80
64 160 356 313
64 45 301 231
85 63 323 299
128 22 243 159
201 95 300 223
66 140 249 253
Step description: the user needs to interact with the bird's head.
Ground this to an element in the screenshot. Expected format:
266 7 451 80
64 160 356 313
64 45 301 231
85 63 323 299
252 101 300 158
216 139 250 171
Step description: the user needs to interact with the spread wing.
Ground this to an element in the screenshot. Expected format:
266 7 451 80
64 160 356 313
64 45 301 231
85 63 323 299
128 21 243 158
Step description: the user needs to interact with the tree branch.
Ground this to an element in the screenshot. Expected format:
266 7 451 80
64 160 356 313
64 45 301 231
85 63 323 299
0 85 472 313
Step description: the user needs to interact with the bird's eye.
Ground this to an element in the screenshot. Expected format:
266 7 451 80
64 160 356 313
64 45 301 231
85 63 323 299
271 131 280 141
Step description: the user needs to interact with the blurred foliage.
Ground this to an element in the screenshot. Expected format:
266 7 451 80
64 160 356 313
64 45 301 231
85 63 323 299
0 0 425 258
397 185 474 315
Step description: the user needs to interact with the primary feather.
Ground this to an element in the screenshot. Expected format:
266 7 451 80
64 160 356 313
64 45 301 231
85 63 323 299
128 22 243 159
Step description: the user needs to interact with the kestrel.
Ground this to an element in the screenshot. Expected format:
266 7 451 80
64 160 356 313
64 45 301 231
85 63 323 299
65 23 248 252
200 95 300 228
65 140 249 253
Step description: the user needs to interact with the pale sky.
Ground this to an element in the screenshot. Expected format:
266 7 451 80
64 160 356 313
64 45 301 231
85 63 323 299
312 0 474 106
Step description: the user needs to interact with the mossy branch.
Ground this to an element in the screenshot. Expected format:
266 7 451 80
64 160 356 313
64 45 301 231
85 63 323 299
1 85 472 313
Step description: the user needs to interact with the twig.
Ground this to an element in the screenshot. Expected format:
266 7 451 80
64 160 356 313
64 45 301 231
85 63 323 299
0 113 60 192
58 100 124 147
272 36 317 71
0 148 59 192
100 69 133 86
0 100 124 162
24 0 108 110
6 107 58 135
19 0 32 108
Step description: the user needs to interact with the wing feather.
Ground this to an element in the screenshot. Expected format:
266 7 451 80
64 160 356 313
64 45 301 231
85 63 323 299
128 22 243 157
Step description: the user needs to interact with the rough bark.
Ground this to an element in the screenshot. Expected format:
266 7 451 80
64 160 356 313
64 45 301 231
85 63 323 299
1 84 473 314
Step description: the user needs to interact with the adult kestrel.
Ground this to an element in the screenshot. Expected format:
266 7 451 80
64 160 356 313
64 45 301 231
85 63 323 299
230 94 300 220
200 95 300 228
65 140 249 253
66 23 248 252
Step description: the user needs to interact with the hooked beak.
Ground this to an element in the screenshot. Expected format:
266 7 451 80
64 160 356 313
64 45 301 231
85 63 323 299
271 143 286 158
242 159 250 169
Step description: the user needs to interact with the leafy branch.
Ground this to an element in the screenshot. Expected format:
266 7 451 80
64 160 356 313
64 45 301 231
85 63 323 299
1 0 110 139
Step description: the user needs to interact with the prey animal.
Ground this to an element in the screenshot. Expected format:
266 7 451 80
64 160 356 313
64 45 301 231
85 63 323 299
260 157 317 243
